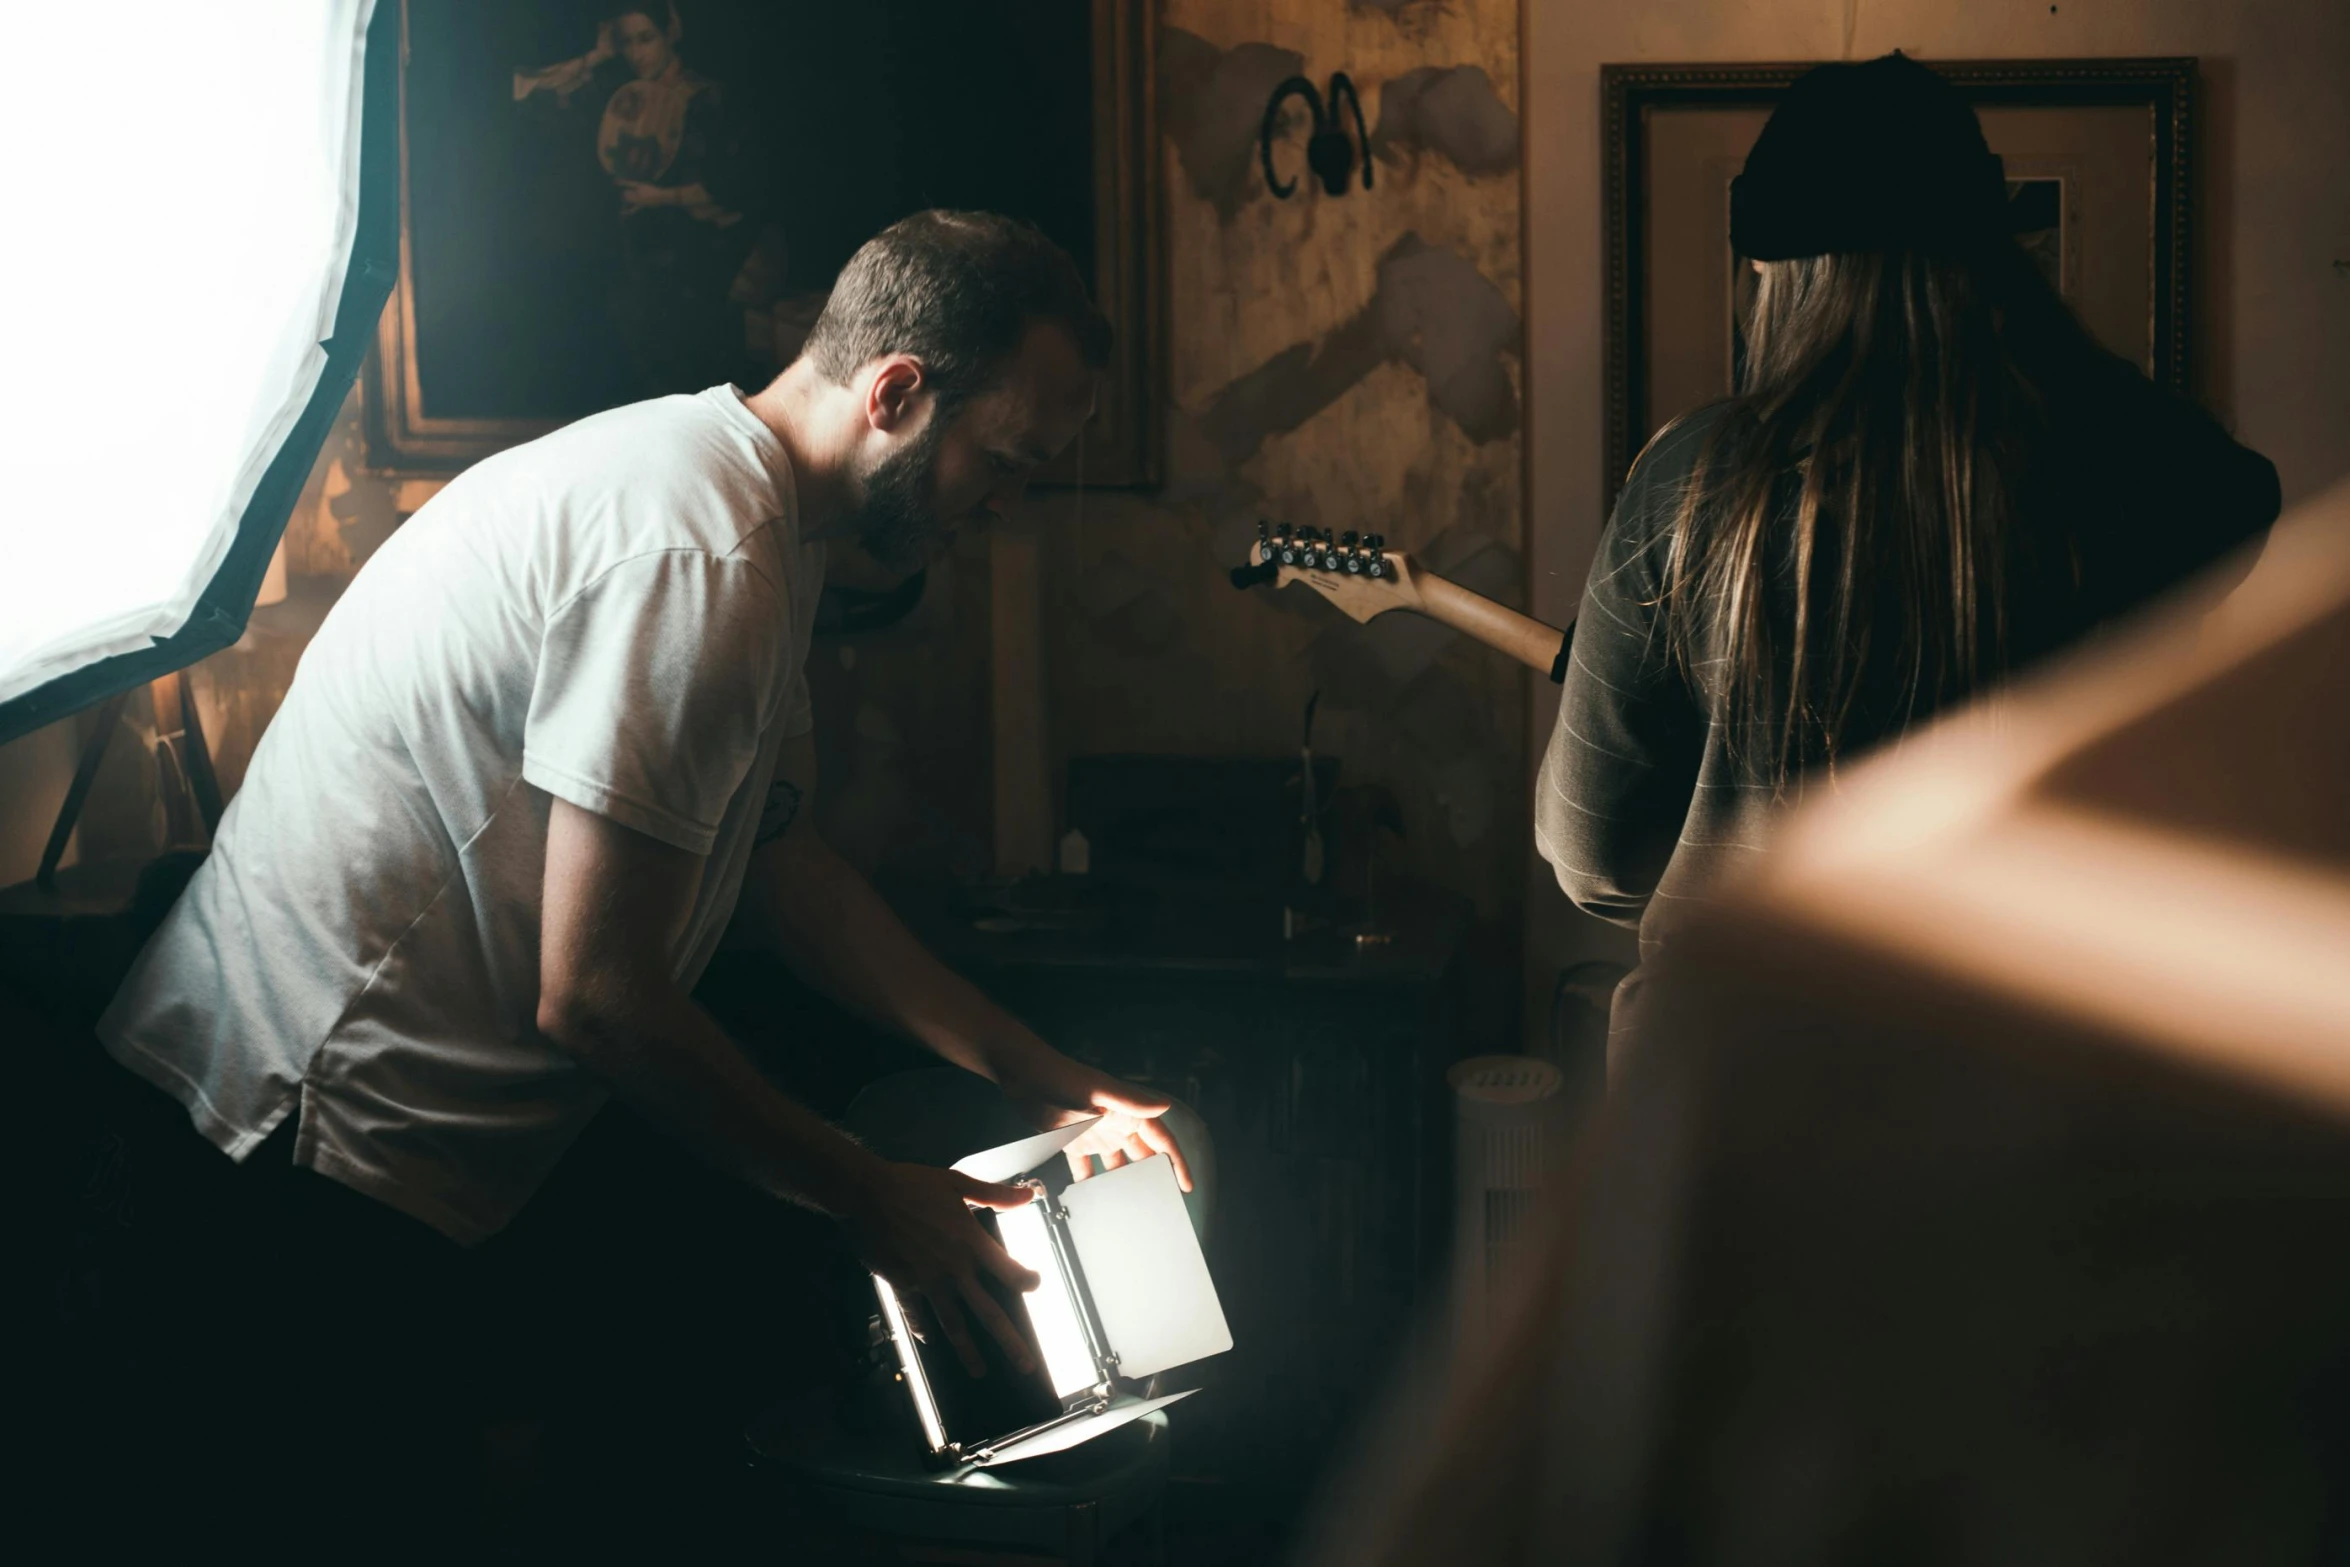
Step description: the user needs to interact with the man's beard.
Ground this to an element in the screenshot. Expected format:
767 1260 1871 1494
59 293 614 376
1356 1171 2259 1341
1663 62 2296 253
850 414 949 573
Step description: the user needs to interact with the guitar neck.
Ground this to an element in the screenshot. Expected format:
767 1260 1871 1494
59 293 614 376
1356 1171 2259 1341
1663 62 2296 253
1234 524 1571 678
1411 572 1567 677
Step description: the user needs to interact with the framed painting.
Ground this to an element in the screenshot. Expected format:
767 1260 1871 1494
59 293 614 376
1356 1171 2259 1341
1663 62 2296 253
1601 58 2194 506
364 0 1161 484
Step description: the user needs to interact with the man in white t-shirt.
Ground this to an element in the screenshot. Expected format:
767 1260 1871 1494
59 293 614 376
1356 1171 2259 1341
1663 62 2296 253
98 212 1187 1522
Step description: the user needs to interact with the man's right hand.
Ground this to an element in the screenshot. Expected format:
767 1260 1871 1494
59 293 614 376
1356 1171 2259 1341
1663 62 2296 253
537 799 1043 1382
844 1162 1042 1379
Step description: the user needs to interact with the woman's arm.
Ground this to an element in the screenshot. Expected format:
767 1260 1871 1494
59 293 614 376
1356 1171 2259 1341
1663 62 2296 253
618 180 723 218
513 23 614 105
684 82 759 223
1535 425 1711 925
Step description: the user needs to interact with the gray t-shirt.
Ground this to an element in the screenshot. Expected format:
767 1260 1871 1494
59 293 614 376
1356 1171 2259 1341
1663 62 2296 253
102 386 823 1243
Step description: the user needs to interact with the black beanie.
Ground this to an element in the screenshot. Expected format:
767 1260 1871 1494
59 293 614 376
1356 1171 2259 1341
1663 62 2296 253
1730 53 2010 260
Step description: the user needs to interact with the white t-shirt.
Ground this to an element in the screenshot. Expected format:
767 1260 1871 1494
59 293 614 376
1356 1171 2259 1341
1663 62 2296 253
100 387 823 1244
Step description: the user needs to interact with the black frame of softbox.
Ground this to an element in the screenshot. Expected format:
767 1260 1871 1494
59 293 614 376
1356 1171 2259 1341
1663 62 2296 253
0 1 401 751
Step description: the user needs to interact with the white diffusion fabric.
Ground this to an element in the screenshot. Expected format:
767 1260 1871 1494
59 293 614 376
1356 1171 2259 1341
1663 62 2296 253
0 0 375 706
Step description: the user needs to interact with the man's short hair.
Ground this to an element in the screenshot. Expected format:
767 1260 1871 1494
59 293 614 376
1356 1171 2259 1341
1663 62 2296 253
801 210 1112 409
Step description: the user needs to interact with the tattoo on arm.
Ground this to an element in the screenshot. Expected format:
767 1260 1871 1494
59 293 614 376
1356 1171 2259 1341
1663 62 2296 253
755 778 804 846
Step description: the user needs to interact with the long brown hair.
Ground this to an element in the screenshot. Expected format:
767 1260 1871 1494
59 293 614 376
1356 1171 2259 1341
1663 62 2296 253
1660 245 2072 786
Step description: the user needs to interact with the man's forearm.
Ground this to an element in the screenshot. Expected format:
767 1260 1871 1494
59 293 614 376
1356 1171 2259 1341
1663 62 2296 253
751 836 1048 1081
540 977 886 1216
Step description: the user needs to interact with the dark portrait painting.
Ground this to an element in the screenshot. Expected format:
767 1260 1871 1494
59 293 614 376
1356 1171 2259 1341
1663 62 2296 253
367 0 1159 481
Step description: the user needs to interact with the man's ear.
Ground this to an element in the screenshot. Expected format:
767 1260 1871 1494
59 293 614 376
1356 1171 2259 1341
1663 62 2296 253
864 355 926 434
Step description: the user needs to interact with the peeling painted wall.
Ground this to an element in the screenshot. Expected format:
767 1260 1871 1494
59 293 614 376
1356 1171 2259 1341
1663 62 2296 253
1043 0 1527 1006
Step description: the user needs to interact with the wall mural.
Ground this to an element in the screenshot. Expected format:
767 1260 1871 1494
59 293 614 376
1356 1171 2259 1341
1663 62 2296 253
1036 0 1527 1042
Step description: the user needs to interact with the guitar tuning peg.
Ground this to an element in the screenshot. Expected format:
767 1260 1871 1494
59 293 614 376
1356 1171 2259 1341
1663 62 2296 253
1364 533 1389 579
1340 530 1366 574
1255 519 1272 563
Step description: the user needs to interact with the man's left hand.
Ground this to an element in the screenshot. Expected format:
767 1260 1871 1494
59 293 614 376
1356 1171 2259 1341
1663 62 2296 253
994 1045 1193 1192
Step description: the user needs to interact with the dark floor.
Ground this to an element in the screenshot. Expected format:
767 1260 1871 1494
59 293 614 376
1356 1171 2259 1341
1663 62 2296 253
741 1477 1302 1567
15 912 1367 1567
1164 1480 1302 1567
457 1443 1311 1563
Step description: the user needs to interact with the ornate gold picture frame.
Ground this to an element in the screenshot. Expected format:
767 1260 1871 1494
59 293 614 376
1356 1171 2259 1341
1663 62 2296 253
363 0 1161 486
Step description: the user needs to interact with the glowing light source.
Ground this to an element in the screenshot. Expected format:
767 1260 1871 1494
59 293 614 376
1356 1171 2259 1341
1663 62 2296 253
996 1193 1102 1401
0 2 377 720
873 1274 946 1453
869 1122 1233 1468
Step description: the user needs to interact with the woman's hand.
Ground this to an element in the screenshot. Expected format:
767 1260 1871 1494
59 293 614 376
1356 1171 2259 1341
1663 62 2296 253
993 1044 1194 1192
841 1161 1042 1378
616 180 670 215
618 181 730 224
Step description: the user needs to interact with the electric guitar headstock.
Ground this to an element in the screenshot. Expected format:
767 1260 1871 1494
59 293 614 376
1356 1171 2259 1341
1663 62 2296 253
1229 521 1426 624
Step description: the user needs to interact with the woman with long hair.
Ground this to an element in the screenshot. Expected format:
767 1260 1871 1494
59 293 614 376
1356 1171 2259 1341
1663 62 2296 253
1538 55 2280 1051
